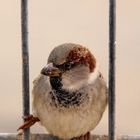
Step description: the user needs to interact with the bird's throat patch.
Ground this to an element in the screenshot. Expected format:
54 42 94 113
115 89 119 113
49 77 88 108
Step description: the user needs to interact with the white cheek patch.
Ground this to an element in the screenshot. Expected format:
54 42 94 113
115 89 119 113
62 80 85 91
61 64 99 91
61 73 88 91
65 82 84 91
88 63 99 84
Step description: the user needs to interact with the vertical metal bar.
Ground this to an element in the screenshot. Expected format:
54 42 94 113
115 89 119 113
109 0 116 140
21 0 30 140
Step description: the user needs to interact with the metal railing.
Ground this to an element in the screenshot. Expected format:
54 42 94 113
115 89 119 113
21 0 30 140
20 0 116 140
108 0 116 140
0 0 139 140
0 134 140 140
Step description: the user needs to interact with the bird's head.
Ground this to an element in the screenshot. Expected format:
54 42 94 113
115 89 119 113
41 43 97 91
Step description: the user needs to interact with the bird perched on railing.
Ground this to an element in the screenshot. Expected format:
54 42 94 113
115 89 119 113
18 43 107 140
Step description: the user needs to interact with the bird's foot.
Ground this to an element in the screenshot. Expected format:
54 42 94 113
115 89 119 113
80 132 90 140
17 114 40 131
72 132 90 140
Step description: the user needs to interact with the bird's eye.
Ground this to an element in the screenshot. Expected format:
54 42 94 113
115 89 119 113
64 63 71 70
55 62 74 71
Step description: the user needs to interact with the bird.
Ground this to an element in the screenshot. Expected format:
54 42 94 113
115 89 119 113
18 43 107 140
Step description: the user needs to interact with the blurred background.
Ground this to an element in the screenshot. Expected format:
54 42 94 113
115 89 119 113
0 0 140 135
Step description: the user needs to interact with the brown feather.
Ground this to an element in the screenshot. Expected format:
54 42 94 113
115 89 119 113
66 46 96 72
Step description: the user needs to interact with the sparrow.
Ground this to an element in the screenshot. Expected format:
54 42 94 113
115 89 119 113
18 43 107 140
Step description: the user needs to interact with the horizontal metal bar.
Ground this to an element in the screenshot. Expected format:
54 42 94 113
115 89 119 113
0 134 140 140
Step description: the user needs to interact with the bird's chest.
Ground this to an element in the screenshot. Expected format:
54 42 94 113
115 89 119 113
48 89 88 108
38 95 96 139
32 76 107 139
34 89 95 138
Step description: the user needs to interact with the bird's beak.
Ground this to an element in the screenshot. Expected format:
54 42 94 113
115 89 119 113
41 63 61 77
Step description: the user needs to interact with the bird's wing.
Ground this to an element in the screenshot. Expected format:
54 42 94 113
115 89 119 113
89 72 108 113
32 74 51 119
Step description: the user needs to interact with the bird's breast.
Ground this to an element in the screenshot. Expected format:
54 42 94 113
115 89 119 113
36 97 101 139
48 89 89 108
32 74 107 139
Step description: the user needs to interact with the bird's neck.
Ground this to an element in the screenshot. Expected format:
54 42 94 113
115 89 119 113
49 77 88 108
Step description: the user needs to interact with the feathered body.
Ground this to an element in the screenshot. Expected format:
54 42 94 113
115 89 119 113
32 43 107 139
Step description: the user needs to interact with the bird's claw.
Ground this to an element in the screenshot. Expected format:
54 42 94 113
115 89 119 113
17 115 40 131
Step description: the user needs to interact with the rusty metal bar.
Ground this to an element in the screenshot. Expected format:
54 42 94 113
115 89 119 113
21 0 30 140
108 0 116 140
